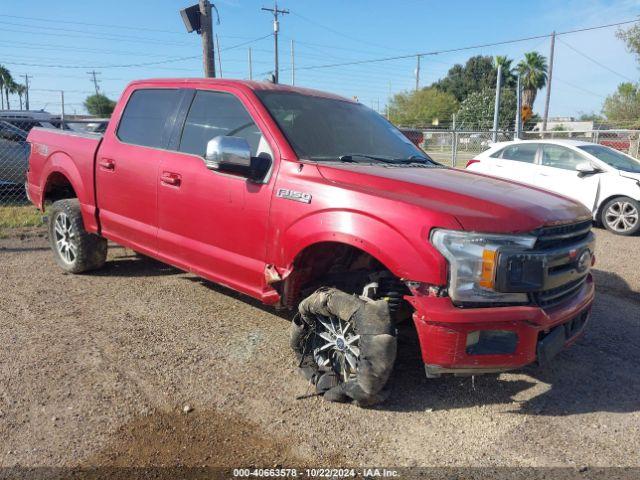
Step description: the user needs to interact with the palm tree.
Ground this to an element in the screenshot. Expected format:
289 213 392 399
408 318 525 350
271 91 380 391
0 65 15 110
0 65 9 110
494 55 517 88
15 84 26 110
516 52 548 110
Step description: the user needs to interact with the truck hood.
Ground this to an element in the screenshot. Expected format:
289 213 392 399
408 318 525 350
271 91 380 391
317 164 591 233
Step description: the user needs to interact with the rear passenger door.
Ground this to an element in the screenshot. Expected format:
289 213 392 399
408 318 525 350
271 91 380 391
494 143 541 183
96 88 184 254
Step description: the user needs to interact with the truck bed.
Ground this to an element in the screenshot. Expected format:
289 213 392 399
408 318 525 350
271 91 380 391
26 127 103 232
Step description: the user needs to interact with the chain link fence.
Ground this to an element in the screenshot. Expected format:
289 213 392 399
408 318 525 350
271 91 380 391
418 129 640 167
1 119 639 229
0 117 106 230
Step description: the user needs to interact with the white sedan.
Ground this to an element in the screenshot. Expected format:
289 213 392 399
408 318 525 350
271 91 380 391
466 139 640 235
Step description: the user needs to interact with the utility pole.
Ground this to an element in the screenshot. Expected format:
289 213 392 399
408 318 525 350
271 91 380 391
60 91 65 128
215 33 223 77
261 1 289 83
290 39 295 85
492 64 502 143
541 31 555 133
24 74 31 110
199 0 216 78
515 75 522 140
87 70 101 95
248 48 253 80
415 55 421 91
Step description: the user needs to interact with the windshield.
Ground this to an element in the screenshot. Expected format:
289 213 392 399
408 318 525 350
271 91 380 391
256 91 432 164
579 144 640 173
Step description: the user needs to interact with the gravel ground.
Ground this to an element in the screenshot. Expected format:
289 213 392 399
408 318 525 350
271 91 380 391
0 227 638 473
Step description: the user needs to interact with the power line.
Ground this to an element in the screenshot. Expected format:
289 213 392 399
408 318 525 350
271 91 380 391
289 11 399 53
270 18 640 74
0 13 259 39
557 38 635 82
0 34 272 69
554 77 607 98
0 20 195 46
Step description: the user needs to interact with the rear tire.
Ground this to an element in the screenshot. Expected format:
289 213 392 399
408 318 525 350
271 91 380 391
48 199 107 273
600 197 640 236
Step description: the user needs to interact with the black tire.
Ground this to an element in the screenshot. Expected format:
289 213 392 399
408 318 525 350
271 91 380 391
290 287 397 406
48 199 107 273
600 197 640 236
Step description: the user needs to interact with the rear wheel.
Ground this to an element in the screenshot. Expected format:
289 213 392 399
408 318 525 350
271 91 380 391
600 197 640 235
48 199 108 273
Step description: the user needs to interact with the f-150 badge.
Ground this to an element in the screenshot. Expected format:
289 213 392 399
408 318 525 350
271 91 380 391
277 188 312 204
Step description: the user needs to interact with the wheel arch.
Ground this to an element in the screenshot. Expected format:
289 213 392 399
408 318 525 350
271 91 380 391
40 152 98 233
277 210 446 287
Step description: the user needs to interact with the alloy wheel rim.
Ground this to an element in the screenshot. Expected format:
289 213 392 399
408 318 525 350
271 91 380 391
312 314 360 383
54 212 77 264
605 201 638 232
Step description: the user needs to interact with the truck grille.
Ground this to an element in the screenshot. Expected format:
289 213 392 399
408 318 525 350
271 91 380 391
533 277 588 308
530 219 594 309
533 219 592 249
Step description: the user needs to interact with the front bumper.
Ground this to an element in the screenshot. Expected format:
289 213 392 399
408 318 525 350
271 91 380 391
407 274 594 377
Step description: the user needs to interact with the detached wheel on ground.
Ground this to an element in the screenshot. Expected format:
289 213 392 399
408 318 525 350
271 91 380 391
48 199 108 273
600 197 640 236
290 287 397 406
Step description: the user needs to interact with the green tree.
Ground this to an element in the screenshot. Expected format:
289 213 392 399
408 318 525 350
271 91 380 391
83 93 116 116
432 55 497 102
494 55 517 89
388 87 459 126
456 87 517 130
617 24 640 64
577 112 605 123
14 84 26 110
0 65 15 110
516 52 548 110
602 82 640 128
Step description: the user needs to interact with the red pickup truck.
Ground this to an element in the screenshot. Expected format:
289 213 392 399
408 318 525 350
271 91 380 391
26 79 595 405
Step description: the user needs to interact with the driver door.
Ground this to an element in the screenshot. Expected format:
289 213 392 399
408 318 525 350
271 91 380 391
536 144 600 212
156 88 277 298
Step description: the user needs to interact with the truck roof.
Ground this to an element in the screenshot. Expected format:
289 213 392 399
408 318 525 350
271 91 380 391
126 78 356 103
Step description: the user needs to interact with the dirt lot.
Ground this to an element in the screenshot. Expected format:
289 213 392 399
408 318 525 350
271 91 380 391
0 226 639 474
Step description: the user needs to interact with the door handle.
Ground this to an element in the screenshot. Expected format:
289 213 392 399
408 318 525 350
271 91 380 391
161 172 181 187
99 158 115 170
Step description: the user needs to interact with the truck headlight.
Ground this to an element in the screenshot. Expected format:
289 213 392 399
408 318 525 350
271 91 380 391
430 229 536 305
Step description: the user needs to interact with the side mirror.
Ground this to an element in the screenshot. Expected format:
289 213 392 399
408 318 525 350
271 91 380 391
204 135 270 182
205 136 251 171
575 161 600 177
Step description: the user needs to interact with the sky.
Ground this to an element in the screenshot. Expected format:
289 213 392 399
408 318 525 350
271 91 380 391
0 0 638 118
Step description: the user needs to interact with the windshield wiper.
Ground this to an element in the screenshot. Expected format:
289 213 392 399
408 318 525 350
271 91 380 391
338 153 396 164
393 155 438 165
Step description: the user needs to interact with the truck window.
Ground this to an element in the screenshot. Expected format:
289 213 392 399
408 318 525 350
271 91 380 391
178 90 263 157
117 89 182 149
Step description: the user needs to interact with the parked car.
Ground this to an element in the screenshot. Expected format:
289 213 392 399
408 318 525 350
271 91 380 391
0 110 60 132
26 79 595 405
466 139 640 235
0 120 29 186
398 128 424 148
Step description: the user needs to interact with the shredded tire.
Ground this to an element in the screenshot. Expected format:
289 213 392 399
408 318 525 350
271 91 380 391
290 287 397 406
48 199 108 273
